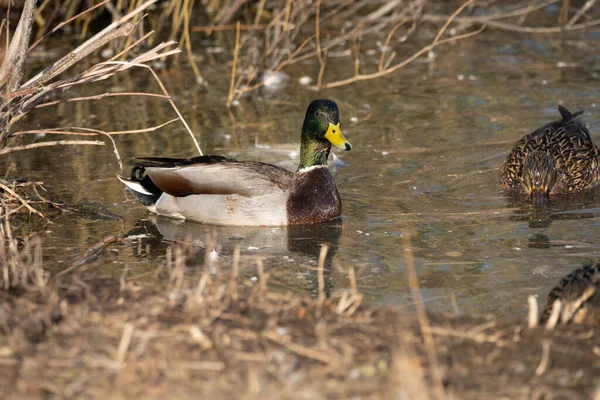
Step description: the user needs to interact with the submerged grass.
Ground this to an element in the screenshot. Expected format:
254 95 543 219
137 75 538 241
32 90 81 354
1 219 600 398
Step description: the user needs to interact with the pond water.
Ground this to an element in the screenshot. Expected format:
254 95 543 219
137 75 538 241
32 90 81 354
7 27 600 319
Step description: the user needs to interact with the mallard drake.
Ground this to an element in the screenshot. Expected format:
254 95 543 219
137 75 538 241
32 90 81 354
499 105 600 203
541 263 600 325
118 99 352 226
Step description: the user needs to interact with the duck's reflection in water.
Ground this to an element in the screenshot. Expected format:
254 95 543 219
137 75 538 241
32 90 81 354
506 193 600 248
125 216 343 297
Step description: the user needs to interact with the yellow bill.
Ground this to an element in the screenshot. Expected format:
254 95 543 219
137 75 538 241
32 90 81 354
324 122 352 151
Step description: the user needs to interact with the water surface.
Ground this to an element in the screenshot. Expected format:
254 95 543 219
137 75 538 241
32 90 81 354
7 28 600 319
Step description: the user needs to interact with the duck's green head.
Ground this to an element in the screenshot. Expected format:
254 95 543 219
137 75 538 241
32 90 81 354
299 99 352 169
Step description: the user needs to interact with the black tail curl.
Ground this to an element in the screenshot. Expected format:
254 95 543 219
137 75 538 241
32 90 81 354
558 105 584 122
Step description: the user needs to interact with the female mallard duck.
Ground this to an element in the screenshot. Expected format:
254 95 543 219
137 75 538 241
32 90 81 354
541 263 600 325
499 105 600 203
118 99 352 226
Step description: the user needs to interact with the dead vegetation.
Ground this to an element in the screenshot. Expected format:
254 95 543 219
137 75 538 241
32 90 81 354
2 1 600 397
0 218 599 398
0 0 198 148
0 212 47 291
0 0 202 220
7 1 600 106
210 0 600 103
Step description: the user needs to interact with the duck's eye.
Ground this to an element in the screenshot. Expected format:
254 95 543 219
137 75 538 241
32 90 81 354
332 129 336 133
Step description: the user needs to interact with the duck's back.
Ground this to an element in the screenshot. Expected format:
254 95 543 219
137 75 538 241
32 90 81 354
122 156 296 226
499 106 600 195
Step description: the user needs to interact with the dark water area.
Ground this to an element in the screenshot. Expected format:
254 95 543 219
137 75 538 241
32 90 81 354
6 25 600 319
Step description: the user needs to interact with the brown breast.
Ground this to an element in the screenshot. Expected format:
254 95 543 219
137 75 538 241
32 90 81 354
286 167 342 225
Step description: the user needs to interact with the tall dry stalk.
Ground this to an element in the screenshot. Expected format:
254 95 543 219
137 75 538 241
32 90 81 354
0 0 201 219
210 0 600 102
0 205 48 291
1 0 200 153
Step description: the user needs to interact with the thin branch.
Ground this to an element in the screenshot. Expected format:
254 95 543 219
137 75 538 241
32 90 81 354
33 91 170 109
28 0 112 52
25 22 136 88
182 0 203 83
528 295 539 328
0 140 104 156
316 244 328 313
0 0 37 92
567 0 597 27
11 119 178 174
215 0 248 26
58 235 124 276
0 181 46 220
13 118 179 136
227 22 241 106
100 119 180 136
110 30 155 61
315 0 325 89
19 127 124 172
379 19 407 72
364 0 402 22
422 13 600 33
191 23 269 32
352 33 360 77
253 0 266 27
22 0 158 87
535 340 551 376
310 25 485 90
62 59 201 155
492 0 559 20
402 234 446 400
432 0 475 45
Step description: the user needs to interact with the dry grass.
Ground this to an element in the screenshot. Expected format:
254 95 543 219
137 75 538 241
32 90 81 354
0 0 194 146
0 0 200 220
0 221 600 398
0 209 47 291
212 0 600 102
5 0 600 105
1 2 600 396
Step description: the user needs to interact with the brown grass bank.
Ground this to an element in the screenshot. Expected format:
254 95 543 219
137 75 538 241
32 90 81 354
1 220 599 399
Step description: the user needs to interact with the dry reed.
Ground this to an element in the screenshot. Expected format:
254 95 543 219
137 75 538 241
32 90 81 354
0 0 200 219
0 226 598 398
